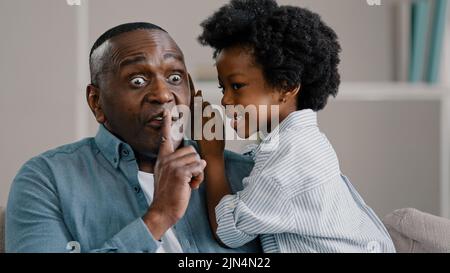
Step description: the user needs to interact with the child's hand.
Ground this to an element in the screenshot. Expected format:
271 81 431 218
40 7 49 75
194 90 225 159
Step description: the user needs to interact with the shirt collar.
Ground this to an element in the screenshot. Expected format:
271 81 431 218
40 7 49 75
94 125 133 169
255 109 317 155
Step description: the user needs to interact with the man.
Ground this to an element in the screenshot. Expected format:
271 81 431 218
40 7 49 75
5 22 261 253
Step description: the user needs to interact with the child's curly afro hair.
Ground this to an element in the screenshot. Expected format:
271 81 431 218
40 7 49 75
198 0 341 111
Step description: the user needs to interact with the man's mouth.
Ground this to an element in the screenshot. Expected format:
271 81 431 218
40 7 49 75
145 111 180 129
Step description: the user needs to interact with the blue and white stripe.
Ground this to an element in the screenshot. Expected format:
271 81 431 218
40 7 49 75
215 109 396 253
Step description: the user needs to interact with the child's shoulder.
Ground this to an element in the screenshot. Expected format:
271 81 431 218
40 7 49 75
256 126 339 172
255 128 341 195
261 126 327 156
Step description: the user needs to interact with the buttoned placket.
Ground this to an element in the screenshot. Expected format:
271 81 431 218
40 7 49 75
117 145 148 215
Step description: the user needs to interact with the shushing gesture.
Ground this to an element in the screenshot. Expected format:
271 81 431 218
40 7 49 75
143 109 206 240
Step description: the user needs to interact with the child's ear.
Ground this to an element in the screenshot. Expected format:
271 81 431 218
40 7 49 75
280 84 301 103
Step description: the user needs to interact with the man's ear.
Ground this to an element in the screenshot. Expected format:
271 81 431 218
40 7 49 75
86 84 106 124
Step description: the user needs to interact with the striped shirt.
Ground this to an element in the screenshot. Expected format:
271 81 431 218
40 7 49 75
215 109 396 253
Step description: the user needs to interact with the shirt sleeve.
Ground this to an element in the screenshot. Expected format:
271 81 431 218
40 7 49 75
215 174 296 248
6 158 161 253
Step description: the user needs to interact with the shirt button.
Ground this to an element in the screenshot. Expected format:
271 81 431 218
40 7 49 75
122 149 129 157
134 186 141 193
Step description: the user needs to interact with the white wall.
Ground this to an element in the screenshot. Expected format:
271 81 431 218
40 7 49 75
320 99 440 216
0 0 79 207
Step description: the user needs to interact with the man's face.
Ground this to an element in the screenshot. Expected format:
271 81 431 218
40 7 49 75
91 29 190 158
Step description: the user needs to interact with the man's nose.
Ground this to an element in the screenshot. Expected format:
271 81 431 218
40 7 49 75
146 77 174 104
221 89 234 106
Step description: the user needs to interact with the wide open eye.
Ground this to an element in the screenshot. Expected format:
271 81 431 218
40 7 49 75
167 74 182 85
130 76 147 88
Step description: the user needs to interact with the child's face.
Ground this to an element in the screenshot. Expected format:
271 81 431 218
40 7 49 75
216 46 283 139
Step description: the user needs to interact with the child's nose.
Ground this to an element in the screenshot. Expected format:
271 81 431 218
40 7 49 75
221 89 234 106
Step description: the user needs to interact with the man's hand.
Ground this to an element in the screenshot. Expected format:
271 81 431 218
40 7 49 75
143 109 206 240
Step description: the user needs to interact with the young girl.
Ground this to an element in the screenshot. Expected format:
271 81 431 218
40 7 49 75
196 0 395 253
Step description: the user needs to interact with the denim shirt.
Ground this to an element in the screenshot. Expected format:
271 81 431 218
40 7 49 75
5 125 262 253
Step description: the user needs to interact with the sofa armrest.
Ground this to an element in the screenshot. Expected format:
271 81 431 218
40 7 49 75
383 208 450 253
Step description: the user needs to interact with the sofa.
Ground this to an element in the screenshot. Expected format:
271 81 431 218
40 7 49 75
382 208 450 253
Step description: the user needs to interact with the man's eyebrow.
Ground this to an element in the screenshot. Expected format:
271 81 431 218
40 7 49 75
119 55 147 69
163 52 184 62
118 52 184 69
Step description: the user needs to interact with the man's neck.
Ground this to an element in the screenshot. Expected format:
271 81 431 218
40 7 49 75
134 139 185 173
136 153 157 173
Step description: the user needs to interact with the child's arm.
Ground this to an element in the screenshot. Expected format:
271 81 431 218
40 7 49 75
194 90 230 241
202 152 230 241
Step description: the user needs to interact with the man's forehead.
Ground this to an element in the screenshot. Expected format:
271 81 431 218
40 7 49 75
109 29 184 62
91 29 184 69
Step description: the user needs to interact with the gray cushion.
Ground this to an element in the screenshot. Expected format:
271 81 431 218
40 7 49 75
0 206 4 253
383 208 450 253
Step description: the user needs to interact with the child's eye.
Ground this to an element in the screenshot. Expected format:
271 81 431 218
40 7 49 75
218 83 245 94
130 76 147 88
231 83 245 90
167 74 182 85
